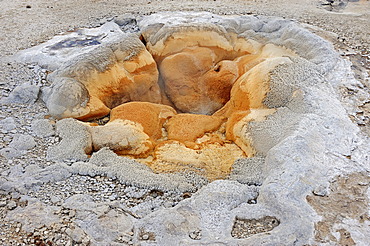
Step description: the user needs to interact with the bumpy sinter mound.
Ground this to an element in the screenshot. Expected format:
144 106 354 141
43 16 300 180
12 11 369 245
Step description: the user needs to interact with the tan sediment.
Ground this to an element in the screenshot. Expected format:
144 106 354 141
165 114 224 143
147 141 246 181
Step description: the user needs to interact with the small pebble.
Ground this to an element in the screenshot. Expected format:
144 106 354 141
7 200 17 210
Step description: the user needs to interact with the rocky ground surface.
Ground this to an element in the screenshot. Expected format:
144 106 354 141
0 0 369 245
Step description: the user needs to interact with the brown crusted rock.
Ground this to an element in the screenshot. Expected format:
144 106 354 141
214 56 293 118
89 119 153 157
160 47 239 114
165 114 224 143
83 49 160 110
110 102 177 140
145 25 296 115
46 34 161 120
142 25 256 115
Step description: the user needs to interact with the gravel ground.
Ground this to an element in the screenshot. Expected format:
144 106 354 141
231 216 280 239
0 0 369 245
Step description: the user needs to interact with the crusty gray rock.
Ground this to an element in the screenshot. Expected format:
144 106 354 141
0 147 24 159
65 226 86 244
46 118 92 161
1 134 36 159
133 180 259 245
31 119 55 137
0 117 17 131
0 163 71 193
6 199 60 232
9 134 36 151
15 21 125 70
229 156 265 185
63 194 133 245
0 83 39 104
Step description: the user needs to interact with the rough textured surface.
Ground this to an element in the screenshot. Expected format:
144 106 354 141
1 134 36 159
43 34 161 120
6 199 60 232
0 2 369 245
307 173 370 245
46 118 92 161
110 102 176 140
9 134 36 151
62 194 134 245
0 117 17 132
31 119 55 138
149 141 245 181
231 216 280 239
229 156 265 185
165 114 224 143
133 180 260 244
90 120 153 157
71 148 208 192
0 83 40 104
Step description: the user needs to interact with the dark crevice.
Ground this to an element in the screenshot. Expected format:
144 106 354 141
139 34 147 46
214 64 221 72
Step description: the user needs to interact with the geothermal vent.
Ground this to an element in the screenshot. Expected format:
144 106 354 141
11 11 369 246
16 10 342 192
42 15 298 181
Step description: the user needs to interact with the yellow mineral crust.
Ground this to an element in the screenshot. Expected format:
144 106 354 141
214 56 293 117
110 102 176 141
148 141 246 181
82 50 161 118
165 113 224 143
106 103 245 180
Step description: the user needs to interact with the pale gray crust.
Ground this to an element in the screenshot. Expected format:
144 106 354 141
44 33 147 119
